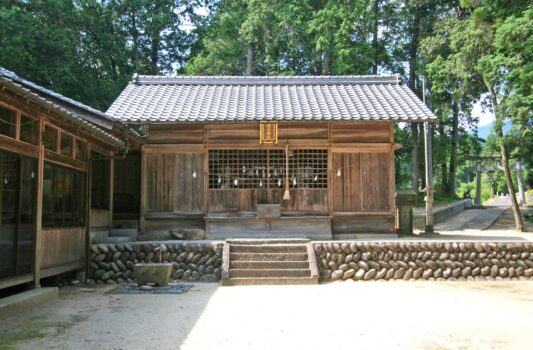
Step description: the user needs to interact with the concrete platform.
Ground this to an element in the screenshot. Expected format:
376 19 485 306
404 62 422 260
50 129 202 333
0 287 58 319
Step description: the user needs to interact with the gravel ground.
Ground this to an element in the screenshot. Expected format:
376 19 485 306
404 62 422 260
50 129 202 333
1 281 532 350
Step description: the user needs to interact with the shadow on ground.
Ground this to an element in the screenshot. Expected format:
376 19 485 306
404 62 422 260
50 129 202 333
0 283 218 350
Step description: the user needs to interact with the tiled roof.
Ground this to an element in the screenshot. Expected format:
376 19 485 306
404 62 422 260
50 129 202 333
106 75 436 123
0 67 125 149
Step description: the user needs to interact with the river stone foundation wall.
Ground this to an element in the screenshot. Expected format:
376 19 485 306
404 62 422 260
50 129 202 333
88 242 223 284
313 241 533 282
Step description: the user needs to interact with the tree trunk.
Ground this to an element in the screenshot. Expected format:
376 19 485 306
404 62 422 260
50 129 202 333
447 97 459 195
439 123 448 189
245 43 254 76
129 7 140 72
408 10 420 192
488 87 524 231
372 0 380 75
150 38 159 75
321 50 332 75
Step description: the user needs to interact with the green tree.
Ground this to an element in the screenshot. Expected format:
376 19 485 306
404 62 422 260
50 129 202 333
447 1 531 231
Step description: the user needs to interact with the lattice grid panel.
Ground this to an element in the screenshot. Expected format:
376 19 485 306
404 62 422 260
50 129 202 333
208 149 327 189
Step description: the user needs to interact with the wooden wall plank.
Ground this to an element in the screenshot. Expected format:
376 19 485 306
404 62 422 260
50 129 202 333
146 124 205 144
330 122 389 143
38 227 85 269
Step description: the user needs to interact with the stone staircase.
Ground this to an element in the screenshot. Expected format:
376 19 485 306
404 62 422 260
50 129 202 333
222 239 319 286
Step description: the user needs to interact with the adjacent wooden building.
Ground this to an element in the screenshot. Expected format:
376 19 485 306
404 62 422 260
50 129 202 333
0 68 139 290
107 75 436 240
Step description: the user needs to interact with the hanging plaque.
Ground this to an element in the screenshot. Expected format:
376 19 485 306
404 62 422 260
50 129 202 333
259 122 278 144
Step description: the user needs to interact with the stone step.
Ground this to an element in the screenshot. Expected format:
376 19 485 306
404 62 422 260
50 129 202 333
230 244 307 253
230 260 310 270
229 269 311 278
223 277 318 286
109 228 138 241
0 287 58 319
227 239 310 245
92 236 131 244
230 252 308 262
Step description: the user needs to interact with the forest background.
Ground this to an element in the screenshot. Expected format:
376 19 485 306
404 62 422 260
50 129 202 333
0 0 531 226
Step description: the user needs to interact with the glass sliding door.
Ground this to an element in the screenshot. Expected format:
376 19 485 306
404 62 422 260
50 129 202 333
0 151 36 279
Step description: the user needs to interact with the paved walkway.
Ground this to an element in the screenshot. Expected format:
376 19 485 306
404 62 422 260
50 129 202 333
1 282 532 350
434 206 507 232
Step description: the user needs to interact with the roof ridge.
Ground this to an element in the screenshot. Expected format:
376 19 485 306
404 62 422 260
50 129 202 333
133 74 400 86
0 66 118 123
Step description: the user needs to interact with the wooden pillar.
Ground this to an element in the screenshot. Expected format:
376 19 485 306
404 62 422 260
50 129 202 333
33 116 45 288
84 146 92 280
389 122 396 232
327 123 333 217
108 158 114 226
423 121 435 233
140 145 146 233
475 160 482 205
203 124 208 216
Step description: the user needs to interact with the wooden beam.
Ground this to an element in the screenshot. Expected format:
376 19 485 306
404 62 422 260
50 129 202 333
333 211 394 217
331 143 391 152
44 149 87 172
40 261 83 279
143 144 204 153
0 133 39 158
0 273 34 290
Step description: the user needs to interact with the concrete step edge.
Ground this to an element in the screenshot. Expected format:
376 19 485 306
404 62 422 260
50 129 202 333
229 253 309 261
231 246 308 253
222 277 318 286
229 269 311 278
230 261 310 269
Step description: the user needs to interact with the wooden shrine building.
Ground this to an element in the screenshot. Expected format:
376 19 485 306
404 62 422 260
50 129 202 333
107 75 436 240
0 68 139 290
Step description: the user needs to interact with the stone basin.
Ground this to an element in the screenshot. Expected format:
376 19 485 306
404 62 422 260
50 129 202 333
134 263 173 286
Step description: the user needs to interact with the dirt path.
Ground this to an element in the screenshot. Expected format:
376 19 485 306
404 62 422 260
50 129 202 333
487 206 533 232
1 281 532 350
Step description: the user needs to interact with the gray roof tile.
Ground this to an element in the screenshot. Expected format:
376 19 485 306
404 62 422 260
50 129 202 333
106 75 436 123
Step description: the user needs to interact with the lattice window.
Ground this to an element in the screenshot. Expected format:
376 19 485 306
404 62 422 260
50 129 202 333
289 149 328 189
208 149 327 189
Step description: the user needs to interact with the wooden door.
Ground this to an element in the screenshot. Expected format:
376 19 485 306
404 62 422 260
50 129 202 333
173 153 204 213
144 152 204 214
332 152 390 213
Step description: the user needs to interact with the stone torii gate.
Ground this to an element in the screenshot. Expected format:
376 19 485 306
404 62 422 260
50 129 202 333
465 155 527 206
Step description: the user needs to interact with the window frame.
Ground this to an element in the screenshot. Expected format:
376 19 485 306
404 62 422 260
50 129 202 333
18 113 38 145
42 162 86 228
